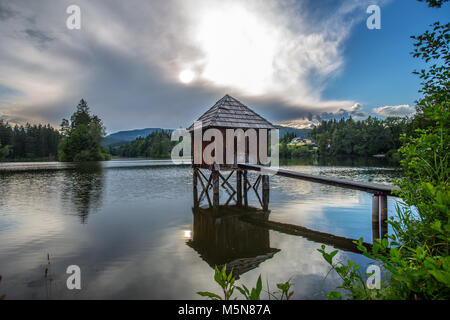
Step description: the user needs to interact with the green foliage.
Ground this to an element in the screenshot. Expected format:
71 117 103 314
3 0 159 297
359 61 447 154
418 0 449 8
395 20 449 255
197 265 294 300
318 13 449 300
109 130 176 159
280 132 296 144
271 280 294 300
317 245 382 300
236 276 263 300
0 143 12 160
279 143 316 159
58 99 110 162
198 265 237 300
319 230 450 299
0 119 60 161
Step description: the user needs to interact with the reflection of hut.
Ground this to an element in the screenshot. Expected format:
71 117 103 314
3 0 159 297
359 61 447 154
187 206 280 278
188 95 277 211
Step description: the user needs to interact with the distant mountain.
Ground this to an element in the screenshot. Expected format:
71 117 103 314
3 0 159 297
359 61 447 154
277 118 319 130
276 126 311 138
103 128 173 147
276 103 367 130
103 126 309 147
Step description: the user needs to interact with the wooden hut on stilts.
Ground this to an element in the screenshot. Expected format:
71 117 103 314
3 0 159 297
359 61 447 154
188 94 277 213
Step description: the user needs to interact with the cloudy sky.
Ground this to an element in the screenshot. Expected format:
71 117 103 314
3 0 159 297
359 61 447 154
0 0 447 132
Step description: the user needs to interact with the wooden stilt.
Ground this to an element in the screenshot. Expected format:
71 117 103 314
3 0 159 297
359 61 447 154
372 194 380 241
236 169 242 207
243 170 248 208
193 167 199 208
380 194 388 238
198 169 212 207
262 175 269 212
212 164 219 212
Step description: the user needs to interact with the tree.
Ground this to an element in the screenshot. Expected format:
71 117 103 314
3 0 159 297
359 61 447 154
0 142 12 160
58 99 110 162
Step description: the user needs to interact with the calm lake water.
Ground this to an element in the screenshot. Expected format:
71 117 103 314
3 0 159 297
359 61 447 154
0 159 401 299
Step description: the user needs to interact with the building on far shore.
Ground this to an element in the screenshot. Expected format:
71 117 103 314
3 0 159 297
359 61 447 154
287 137 315 147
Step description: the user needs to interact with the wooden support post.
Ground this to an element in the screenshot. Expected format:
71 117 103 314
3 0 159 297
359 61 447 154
212 164 220 212
380 194 388 238
193 167 199 208
262 175 269 212
236 169 242 207
243 170 248 208
372 194 380 241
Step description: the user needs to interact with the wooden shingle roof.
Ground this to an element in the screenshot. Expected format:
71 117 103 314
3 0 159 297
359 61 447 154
188 95 276 131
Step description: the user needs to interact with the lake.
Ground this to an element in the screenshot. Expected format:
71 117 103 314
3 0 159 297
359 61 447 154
0 159 401 299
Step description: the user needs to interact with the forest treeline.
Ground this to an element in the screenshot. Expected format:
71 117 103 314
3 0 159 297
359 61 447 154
0 99 110 162
0 121 60 160
1 115 419 162
108 130 176 158
278 116 419 161
308 116 418 159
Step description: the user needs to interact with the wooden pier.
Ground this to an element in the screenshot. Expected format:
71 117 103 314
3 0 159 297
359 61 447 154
189 95 401 241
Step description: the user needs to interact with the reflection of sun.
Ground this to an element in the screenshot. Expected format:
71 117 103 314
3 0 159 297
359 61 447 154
183 230 192 239
179 69 195 84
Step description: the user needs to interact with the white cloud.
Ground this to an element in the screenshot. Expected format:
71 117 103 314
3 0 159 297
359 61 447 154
373 105 416 117
166 0 378 109
350 103 363 112
0 0 387 131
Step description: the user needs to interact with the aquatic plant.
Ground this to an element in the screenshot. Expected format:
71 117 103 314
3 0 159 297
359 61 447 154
197 265 294 300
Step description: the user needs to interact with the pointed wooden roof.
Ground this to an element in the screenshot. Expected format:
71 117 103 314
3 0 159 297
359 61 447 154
188 95 276 131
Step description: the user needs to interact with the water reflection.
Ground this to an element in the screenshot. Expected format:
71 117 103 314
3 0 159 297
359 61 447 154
0 161 400 299
61 163 104 224
187 206 280 279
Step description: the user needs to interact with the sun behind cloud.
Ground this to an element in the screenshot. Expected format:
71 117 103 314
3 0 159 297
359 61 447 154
179 69 196 84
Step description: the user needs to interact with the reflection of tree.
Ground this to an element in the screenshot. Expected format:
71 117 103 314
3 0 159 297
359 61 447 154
62 163 104 224
0 275 5 300
187 206 280 278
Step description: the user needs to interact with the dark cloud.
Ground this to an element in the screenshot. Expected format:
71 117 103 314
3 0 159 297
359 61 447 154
24 29 54 46
0 1 17 21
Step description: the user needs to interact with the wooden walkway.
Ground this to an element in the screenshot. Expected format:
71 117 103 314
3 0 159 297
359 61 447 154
237 163 400 197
